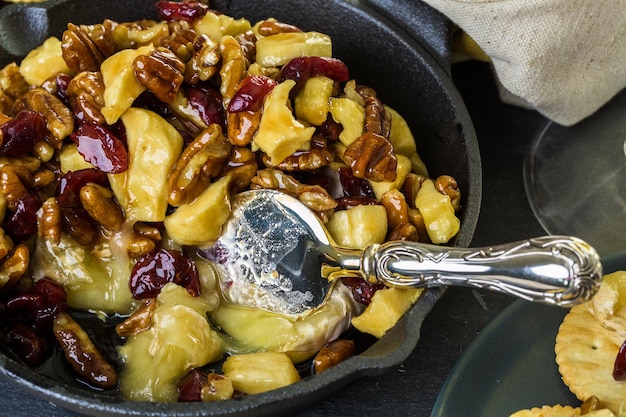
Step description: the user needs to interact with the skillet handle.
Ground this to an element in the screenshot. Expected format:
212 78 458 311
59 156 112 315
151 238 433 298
362 235 603 307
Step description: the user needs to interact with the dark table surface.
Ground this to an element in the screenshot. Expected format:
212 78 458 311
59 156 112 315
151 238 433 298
0 58 551 416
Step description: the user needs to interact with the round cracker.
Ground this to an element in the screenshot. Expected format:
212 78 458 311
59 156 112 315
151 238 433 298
509 405 580 417
555 303 626 412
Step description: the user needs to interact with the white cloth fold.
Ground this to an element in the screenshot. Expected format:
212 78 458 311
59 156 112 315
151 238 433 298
422 0 626 126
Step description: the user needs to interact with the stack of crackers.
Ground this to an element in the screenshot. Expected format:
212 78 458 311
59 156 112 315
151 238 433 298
510 271 626 416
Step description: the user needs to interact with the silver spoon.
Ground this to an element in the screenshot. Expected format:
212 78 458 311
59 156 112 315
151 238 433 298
198 189 602 315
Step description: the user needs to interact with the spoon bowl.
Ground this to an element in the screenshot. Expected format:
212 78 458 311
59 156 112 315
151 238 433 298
199 189 603 315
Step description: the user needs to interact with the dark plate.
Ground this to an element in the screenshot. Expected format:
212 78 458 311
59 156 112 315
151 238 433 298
431 251 626 416
0 0 481 416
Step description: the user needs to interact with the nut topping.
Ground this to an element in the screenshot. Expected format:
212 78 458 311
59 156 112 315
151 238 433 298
0 63 29 114
184 34 221 85
343 132 397 182
380 189 410 229
53 312 118 389
159 27 196 62
435 175 461 211
227 110 261 146
67 71 106 125
356 85 391 138
13 88 74 148
115 298 157 337
134 47 186 103
38 197 62 244
0 244 29 294
313 339 356 374
0 164 29 210
167 124 232 206
387 222 419 242
79 183 125 231
256 18 303 36
62 22 116 72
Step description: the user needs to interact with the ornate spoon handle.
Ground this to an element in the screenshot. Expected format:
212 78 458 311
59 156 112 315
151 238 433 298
361 236 602 307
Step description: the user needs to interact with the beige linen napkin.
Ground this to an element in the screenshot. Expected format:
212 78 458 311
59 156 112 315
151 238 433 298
421 0 626 126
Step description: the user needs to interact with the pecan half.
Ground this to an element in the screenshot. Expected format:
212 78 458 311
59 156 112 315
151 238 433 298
387 222 419 242
313 339 356 374
38 197 62 244
343 132 397 182
185 34 221 85
134 47 185 103
168 124 232 206
79 183 125 231
435 175 461 211
401 173 426 209
380 189 409 229
226 110 261 146
159 27 196 62
0 63 29 114
0 164 29 210
256 18 303 36
67 71 106 125
356 85 391 138
236 30 257 68
53 312 118 389
0 155 42 175
110 19 170 50
408 208 430 243
13 88 74 148
115 298 156 337
61 207 97 246
125 235 157 259
0 244 29 294
133 222 162 243
62 22 116 72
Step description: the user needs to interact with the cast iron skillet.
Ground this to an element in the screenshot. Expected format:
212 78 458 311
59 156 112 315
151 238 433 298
0 0 482 415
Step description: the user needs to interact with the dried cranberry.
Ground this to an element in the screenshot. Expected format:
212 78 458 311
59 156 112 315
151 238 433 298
57 168 109 208
335 196 379 211
134 91 173 119
614 339 626 380
0 111 47 156
341 277 384 305
186 84 225 129
70 122 128 173
4 323 48 366
339 167 376 199
199 242 230 265
227 75 278 113
42 73 71 106
130 249 201 299
4 192 42 240
178 368 208 402
5 278 68 331
277 57 350 96
54 73 72 105
294 170 330 189
156 0 211 22
317 117 343 142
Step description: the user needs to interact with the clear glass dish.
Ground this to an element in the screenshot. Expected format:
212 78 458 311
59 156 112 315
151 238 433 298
524 89 626 256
